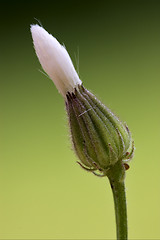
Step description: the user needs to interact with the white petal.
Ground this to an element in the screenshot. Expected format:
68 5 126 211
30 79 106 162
31 24 82 97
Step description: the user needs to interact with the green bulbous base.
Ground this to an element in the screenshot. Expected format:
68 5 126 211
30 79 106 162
65 84 134 177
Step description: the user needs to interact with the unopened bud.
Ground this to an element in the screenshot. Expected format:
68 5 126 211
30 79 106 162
66 85 134 177
31 25 134 177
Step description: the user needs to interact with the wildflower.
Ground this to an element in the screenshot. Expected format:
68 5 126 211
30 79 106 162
31 25 134 177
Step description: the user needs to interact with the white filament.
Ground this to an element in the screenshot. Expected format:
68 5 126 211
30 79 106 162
31 24 82 97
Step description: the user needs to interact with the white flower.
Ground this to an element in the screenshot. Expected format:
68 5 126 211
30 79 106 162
30 24 82 97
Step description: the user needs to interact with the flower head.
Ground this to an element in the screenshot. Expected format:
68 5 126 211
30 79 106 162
31 25 134 177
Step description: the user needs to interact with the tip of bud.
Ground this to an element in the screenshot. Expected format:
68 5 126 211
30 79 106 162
30 24 82 97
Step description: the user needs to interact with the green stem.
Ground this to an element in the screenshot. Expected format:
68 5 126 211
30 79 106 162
106 161 128 239
109 178 128 240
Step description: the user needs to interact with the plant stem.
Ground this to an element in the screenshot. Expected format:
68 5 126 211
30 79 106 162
109 178 128 240
106 160 128 240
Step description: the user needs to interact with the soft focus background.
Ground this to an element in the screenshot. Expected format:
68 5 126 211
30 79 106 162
1 0 160 239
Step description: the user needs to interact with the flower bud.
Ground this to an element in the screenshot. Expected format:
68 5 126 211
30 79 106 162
66 85 134 176
31 25 134 177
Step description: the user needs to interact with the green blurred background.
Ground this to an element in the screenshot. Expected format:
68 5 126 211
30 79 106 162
1 0 160 239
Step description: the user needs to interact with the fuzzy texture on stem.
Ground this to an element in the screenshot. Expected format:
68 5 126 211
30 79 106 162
31 24 82 97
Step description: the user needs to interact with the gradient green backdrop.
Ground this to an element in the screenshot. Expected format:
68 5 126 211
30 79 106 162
1 1 160 239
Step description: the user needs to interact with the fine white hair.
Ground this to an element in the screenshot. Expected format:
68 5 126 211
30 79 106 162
31 24 82 97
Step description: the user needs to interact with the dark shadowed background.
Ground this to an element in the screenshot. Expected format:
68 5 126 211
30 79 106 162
1 0 160 239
